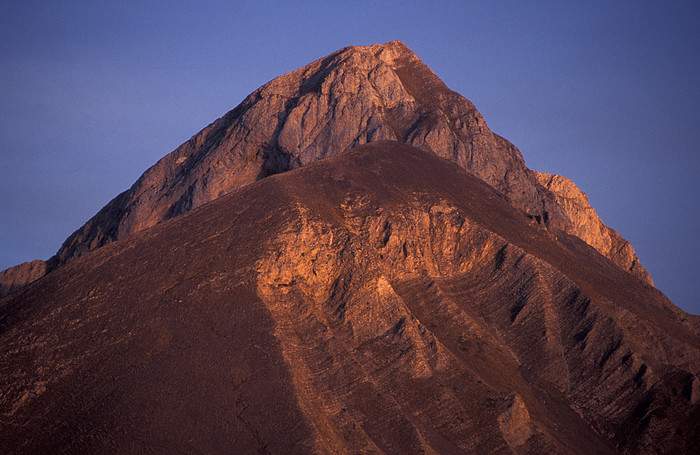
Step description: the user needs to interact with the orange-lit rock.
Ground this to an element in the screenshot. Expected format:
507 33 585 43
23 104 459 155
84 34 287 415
0 259 46 297
0 41 650 295
1 143 697 454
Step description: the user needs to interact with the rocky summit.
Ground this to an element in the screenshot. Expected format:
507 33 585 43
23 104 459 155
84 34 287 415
2 43 698 454
1 41 649 296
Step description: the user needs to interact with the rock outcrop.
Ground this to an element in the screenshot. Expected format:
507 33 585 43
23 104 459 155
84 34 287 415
0 260 46 297
0 40 647 293
1 143 697 454
535 172 653 284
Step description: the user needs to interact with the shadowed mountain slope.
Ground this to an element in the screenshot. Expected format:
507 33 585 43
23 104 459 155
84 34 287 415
2 142 698 454
0 41 651 297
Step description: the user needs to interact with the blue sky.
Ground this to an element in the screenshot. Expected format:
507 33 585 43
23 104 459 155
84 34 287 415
1 1 698 314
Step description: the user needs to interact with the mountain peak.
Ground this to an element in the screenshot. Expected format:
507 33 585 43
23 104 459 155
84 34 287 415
1 42 651 295
335 40 416 61
366 40 419 64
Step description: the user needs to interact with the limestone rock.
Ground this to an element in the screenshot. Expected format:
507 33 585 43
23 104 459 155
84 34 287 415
2 40 651 292
535 171 653 284
0 260 46 297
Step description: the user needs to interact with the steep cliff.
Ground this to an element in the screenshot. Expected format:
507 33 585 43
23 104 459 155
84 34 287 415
535 172 653 284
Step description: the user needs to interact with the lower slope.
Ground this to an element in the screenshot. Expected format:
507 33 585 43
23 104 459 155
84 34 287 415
1 142 698 454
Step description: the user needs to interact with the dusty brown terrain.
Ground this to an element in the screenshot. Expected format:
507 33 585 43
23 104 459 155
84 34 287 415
2 142 698 454
0 41 650 296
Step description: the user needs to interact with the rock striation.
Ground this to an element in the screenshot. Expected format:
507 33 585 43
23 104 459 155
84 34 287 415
0 40 650 295
1 143 697 454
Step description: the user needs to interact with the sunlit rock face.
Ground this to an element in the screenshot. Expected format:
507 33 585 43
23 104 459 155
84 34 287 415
0 40 647 294
534 171 652 285
0 259 46 297
1 143 698 454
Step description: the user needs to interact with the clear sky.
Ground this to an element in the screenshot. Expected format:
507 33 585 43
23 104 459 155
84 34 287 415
1 1 698 314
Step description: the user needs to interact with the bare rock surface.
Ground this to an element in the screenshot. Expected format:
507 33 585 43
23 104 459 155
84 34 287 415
535 172 653 284
0 260 46 298
1 41 649 294
1 142 698 454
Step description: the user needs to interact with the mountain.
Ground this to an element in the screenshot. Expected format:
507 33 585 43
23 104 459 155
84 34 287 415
1 142 698 454
0 41 650 297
